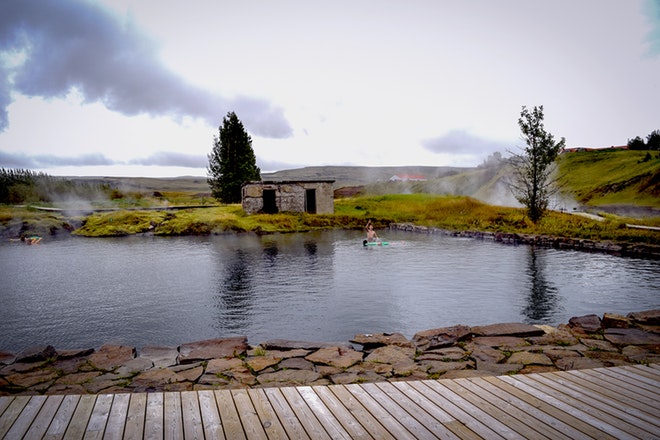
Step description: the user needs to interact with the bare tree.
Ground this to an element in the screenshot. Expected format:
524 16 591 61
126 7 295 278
508 105 565 223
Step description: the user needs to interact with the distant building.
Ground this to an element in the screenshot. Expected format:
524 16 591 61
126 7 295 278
242 180 335 215
389 174 426 182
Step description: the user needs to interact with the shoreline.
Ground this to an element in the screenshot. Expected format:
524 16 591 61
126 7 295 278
388 223 660 259
1 310 658 396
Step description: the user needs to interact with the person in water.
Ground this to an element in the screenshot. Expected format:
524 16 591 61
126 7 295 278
365 220 379 242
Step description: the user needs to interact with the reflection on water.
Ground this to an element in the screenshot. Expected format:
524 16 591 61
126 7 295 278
521 247 560 322
214 249 253 333
0 230 658 352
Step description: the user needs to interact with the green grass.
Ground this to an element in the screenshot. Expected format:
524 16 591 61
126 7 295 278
556 149 660 207
3 194 658 245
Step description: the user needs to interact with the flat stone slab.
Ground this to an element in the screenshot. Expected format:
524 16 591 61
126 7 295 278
471 323 545 337
263 340 351 351
351 332 415 348
412 325 471 350
178 337 248 364
257 369 320 386
603 328 660 346
139 346 179 368
628 309 660 325
88 345 136 371
305 347 363 369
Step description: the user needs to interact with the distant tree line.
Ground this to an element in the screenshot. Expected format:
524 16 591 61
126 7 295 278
0 168 113 204
627 129 660 151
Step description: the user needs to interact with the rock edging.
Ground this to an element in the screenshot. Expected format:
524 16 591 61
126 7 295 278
1 310 658 396
388 222 660 259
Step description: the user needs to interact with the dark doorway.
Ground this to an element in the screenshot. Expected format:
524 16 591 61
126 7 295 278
305 189 317 213
263 189 278 213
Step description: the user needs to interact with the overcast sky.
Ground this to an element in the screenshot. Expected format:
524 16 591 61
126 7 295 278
1 0 659 177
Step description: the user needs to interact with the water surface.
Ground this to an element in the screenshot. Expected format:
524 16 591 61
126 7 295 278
1 230 657 352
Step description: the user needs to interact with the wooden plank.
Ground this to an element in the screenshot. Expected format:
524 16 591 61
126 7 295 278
44 394 81 440
25 395 65 439
0 395 30 438
447 378 575 440
0 396 15 418
371 381 454 439
390 381 480 440
297 386 354 440
309 385 374 440
4 394 47 439
621 364 660 381
589 367 660 398
144 392 164 440
468 377 594 440
84 393 113 440
544 371 660 424
519 373 660 438
326 385 395 440
483 375 616 440
180 390 204 440
499 375 634 439
263 386 310 440
63 394 97 440
417 381 510 438
246 388 291 440
214 389 246 440
198 390 225 440
279 386 332 440
567 369 660 410
164 391 183 440
596 366 660 390
123 393 146 440
231 389 267 440
103 393 130 440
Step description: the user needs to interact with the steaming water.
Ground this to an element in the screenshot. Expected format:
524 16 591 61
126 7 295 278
1 230 658 352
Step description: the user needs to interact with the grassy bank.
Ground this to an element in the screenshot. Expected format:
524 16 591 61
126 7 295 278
2 194 659 245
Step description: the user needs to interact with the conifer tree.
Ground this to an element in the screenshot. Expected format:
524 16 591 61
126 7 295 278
207 112 261 203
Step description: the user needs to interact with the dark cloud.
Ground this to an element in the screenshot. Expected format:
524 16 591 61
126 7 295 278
421 130 509 155
0 0 293 138
129 152 207 168
0 151 115 168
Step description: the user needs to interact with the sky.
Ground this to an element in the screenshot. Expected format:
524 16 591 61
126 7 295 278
1 0 659 178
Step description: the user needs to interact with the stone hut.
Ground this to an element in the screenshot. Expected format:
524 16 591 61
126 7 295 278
242 180 335 214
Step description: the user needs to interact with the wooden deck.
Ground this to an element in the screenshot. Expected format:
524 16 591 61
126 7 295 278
1 364 658 439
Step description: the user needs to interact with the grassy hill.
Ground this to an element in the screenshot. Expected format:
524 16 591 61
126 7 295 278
66 150 659 216
555 149 660 210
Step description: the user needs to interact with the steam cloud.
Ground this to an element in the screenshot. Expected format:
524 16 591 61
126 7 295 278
0 0 293 138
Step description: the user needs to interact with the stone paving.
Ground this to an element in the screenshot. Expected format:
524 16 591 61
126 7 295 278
1 310 658 396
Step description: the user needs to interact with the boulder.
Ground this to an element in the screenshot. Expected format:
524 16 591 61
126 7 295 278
628 309 660 326
602 313 631 329
178 337 248 364
412 325 471 350
15 345 57 363
568 314 602 334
